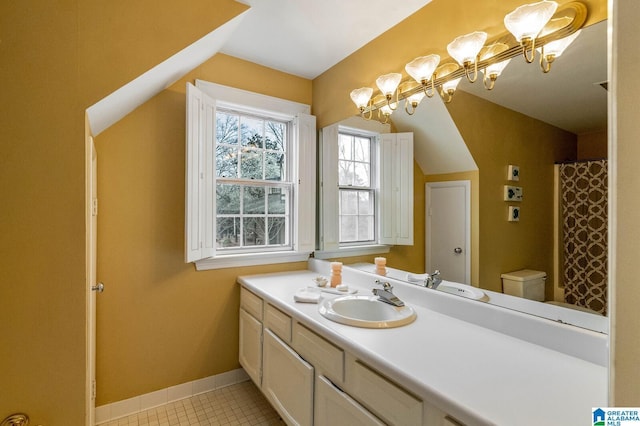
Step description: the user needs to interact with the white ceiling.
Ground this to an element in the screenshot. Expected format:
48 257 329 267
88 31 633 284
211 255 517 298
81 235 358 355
221 0 432 79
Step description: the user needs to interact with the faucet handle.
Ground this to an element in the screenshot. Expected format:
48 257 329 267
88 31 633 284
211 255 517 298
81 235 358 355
374 279 393 292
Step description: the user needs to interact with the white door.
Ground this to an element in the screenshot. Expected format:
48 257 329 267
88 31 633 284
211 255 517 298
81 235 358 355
425 181 470 284
87 136 100 425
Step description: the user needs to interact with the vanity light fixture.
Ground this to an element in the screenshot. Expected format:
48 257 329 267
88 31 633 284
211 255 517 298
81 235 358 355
446 31 488 83
405 54 441 98
350 87 374 119
405 91 426 115
349 1 587 122
480 43 512 90
504 0 558 63
538 30 582 72
440 77 462 104
378 104 394 124
376 73 402 110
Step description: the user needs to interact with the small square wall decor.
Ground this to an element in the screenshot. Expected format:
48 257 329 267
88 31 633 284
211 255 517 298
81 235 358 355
508 206 520 222
507 165 520 181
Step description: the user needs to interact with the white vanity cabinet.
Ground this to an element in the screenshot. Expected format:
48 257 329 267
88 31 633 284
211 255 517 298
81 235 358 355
315 375 385 426
239 288 263 386
238 284 467 426
263 329 314 425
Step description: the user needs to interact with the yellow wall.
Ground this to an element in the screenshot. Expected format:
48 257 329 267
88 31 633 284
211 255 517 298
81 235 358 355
0 3 86 422
578 130 608 159
445 91 576 294
0 0 247 422
95 54 312 404
424 171 480 286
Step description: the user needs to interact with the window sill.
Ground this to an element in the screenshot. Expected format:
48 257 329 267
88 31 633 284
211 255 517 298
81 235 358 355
313 245 390 260
195 251 312 271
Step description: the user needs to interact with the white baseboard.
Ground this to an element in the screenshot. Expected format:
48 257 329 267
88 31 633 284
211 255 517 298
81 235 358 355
96 368 250 424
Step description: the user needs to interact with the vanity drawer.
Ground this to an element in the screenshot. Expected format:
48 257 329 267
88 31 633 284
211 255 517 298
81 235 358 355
347 360 422 425
293 322 344 382
265 303 292 343
240 287 263 321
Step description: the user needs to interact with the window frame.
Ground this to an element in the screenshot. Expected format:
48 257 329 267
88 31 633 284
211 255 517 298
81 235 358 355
337 131 377 245
186 80 315 270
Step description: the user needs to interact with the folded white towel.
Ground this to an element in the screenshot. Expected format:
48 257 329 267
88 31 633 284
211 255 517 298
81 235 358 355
294 288 321 303
406 273 428 283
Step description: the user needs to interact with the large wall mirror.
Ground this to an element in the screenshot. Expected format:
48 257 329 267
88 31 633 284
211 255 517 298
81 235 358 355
320 17 608 333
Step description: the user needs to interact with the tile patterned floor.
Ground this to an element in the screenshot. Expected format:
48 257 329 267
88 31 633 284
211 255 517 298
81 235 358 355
100 381 285 426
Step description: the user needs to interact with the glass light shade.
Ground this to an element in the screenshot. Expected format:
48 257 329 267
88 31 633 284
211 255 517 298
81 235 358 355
442 77 462 93
504 1 558 42
539 30 581 58
407 91 426 105
484 59 512 77
380 104 394 116
376 73 403 96
405 55 441 84
350 87 373 110
447 31 488 66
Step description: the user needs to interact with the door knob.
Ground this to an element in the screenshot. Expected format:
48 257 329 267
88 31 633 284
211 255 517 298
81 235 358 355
453 247 463 254
91 282 105 293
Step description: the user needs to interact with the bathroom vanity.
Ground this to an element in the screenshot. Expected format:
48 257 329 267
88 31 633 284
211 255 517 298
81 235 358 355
238 259 607 425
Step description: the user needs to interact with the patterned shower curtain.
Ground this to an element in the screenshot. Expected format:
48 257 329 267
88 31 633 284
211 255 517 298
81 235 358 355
559 159 608 315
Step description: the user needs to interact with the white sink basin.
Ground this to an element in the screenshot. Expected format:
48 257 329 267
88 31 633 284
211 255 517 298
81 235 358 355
319 295 417 328
437 282 487 300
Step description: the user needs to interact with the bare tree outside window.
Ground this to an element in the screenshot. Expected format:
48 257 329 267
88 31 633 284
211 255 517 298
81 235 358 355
215 109 290 250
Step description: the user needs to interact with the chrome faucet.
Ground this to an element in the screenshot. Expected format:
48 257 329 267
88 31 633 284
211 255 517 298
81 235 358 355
424 270 442 289
372 280 405 307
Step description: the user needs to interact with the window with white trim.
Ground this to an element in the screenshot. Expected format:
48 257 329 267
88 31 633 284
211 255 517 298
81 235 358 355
318 118 413 258
186 80 316 270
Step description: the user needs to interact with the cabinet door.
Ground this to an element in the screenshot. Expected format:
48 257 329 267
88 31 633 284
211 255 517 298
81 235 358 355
315 375 385 426
263 329 314 426
239 308 262 387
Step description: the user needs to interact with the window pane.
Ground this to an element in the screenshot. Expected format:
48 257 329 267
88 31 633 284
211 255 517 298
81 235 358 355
338 160 353 186
340 216 357 242
340 190 358 215
357 215 374 241
268 217 287 245
358 191 373 215
338 134 353 160
241 116 264 148
243 186 265 214
216 111 238 145
265 121 286 151
216 184 240 214
243 217 265 246
217 217 240 248
265 152 285 181
268 188 287 214
354 136 370 162
216 146 238 178
240 149 263 179
353 162 370 187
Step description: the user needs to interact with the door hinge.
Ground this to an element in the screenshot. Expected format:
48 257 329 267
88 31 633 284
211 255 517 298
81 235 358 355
92 379 97 400
92 198 98 216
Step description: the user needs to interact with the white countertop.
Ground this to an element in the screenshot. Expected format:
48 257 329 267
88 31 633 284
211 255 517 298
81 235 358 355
238 267 607 426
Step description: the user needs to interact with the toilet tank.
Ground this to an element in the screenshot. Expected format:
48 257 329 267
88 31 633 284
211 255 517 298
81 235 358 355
500 269 547 301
